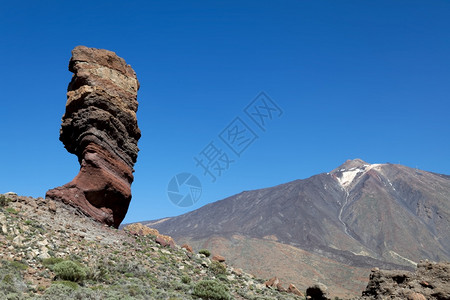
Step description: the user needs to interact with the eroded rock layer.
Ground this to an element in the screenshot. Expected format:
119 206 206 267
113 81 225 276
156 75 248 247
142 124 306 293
358 261 450 300
46 46 140 228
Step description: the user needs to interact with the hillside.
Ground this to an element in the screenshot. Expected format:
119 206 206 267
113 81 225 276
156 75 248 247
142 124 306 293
0 193 302 299
145 159 450 298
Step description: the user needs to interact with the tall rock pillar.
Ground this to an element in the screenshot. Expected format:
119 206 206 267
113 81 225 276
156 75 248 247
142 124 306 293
46 46 141 228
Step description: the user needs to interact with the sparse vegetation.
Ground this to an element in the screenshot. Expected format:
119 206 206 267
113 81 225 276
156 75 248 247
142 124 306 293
52 260 86 282
5 207 18 214
181 274 191 284
42 257 64 267
198 249 211 257
0 195 303 299
193 280 232 300
0 195 7 207
210 260 227 276
53 280 79 290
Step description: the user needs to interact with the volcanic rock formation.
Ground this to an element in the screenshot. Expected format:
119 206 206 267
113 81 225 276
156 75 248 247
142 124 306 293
357 261 450 300
46 46 140 228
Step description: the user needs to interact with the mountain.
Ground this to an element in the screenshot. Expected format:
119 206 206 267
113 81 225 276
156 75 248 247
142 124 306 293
144 159 450 298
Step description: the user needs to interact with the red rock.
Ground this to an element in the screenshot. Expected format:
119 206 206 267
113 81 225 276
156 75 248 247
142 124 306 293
407 292 427 300
419 280 432 288
276 282 285 292
155 236 168 247
124 223 159 236
233 268 243 276
212 255 226 262
288 284 304 297
181 244 193 253
46 46 140 228
155 235 176 249
265 277 280 288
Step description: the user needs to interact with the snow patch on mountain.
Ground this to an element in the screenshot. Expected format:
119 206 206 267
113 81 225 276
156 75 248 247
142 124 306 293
337 168 364 187
334 162 384 188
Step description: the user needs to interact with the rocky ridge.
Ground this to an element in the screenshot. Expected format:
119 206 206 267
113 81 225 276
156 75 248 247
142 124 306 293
0 193 302 299
46 46 141 228
357 261 450 300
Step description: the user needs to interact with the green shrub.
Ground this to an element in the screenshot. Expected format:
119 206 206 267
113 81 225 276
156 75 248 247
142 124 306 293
9 261 27 271
217 274 229 283
193 280 231 300
210 261 227 276
114 260 148 278
5 207 17 214
86 262 110 282
53 280 79 290
42 283 74 298
42 257 64 267
0 260 28 296
0 195 7 207
198 249 211 257
53 260 86 282
181 275 191 284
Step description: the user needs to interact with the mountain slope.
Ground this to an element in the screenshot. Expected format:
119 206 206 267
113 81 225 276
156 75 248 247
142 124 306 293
145 159 450 297
0 193 302 299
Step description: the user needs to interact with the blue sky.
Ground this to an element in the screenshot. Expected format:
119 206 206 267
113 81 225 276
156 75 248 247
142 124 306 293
0 1 449 223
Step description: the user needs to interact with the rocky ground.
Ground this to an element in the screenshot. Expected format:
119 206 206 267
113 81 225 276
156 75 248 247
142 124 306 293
356 261 450 300
0 193 303 299
1 193 448 300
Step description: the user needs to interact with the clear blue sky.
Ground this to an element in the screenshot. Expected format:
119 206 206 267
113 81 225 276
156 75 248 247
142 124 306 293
1 1 449 224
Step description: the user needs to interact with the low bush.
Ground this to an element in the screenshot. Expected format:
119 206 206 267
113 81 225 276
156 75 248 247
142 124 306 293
53 260 86 282
9 261 27 271
42 257 64 267
193 280 231 300
181 274 191 284
210 261 227 276
53 280 79 290
198 249 211 257
0 195 7 207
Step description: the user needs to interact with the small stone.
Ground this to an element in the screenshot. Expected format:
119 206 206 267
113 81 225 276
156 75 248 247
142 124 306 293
37 240 48 247
27 268 37 275
227 274 235 281
38 252 50 260
13 235 24 246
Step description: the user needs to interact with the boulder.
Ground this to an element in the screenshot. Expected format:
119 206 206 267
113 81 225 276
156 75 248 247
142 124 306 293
288 283 304 297
123 223 159 236
358 261 450 300
265 277 280 289
306 283 331 300
181 244 193 253
155 235 176 249
212 254 226 262
46 46 141 228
